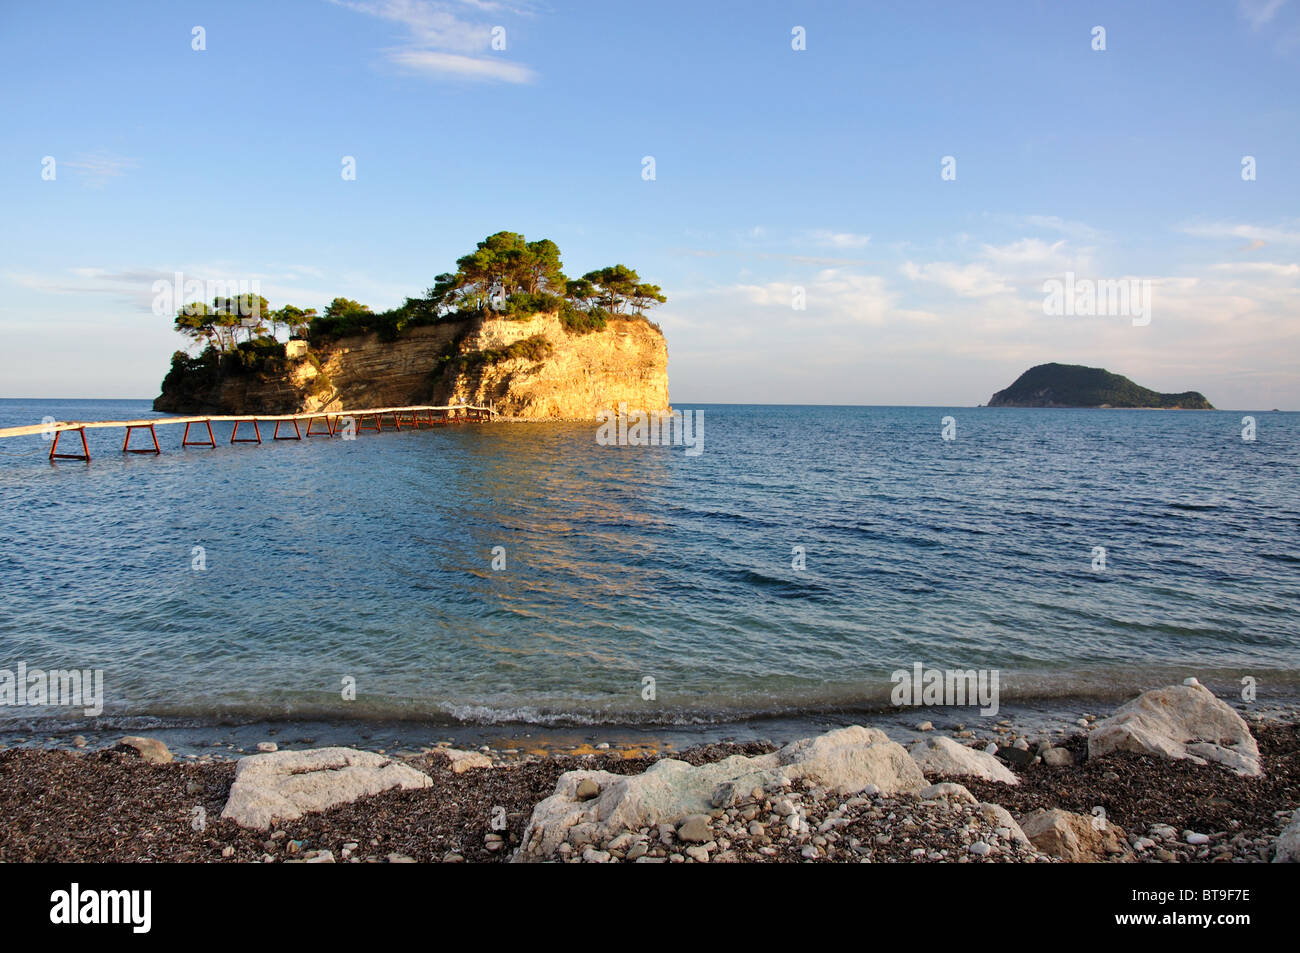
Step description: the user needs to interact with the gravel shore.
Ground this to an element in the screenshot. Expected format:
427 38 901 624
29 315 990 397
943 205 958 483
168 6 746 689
1 719 1296 863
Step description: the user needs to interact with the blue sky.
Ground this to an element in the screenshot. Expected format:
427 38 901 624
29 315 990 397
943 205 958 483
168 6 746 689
1 0 1298 408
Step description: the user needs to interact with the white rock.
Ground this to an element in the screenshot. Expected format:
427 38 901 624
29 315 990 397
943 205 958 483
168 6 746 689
432 748 494 773
1088 683 1263 777
969 841 992 856
220 747 432 830
256 742 278 753
920 782 978 804
979 802 1030 846
1185 832 1210 845
910 735 1020 785
513 726 925 861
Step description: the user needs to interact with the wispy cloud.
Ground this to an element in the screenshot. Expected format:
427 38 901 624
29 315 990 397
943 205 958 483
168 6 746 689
1239 0 1289 29
808 229 871 249
1181 221 1300 244
62 151 138 187
333 0 538 83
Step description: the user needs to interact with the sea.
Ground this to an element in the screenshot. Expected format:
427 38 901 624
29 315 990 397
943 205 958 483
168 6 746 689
0 399 1296 754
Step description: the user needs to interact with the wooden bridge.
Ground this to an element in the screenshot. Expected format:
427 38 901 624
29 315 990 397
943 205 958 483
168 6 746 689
0 404 497 461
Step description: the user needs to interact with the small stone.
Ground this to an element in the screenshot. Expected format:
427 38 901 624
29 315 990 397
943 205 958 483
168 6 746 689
72 735 87 748
916 721 934 732
1186 832 1210 845
676 814 713 843
969 841 992 857
115 736 173 764
305 850 335 863
441 852 464 863
221 845 234 857
257 742 278 753
685 845 710 863
576 778 601 801
387 853 416 863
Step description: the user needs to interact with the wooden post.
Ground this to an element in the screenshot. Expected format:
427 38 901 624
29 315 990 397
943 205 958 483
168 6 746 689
49 427 90 461
123 424 161 454
182 419 216 447
231 419 262 444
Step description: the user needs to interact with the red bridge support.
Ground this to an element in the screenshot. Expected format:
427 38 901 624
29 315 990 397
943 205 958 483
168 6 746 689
305 415 334 437
273 419 302 440
182 420 216 447
49 427 90 461
230 420 262 444
123 424 161 454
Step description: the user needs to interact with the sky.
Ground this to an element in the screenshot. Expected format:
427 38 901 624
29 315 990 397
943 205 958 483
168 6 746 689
1 0 1298 409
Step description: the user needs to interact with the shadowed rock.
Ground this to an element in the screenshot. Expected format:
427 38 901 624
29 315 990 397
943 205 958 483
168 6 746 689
1088 681 1262 777
513 726 925 861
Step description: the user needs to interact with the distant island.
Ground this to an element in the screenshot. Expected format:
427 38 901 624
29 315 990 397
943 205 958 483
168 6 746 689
987 363 1214 409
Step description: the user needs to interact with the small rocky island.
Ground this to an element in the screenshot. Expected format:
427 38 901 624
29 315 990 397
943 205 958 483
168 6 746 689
154 232 670 419
988 363 1213 409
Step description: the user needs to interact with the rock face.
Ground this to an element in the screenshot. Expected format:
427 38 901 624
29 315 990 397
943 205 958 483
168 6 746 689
512 726 925 861
910 735 1020 785
1088 683 1263 777
1021 808 1131 862
154 312 670 420
220 747 432 830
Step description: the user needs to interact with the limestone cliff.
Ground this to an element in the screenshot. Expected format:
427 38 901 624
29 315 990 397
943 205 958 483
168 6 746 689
154 311 670 420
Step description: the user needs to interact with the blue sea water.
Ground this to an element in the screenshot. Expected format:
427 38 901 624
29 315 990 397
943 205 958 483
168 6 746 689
0 399 1297 739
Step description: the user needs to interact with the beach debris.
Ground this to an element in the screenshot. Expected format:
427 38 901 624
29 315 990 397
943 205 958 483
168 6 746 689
431 748 493 773
220 746 432 830
1087 682 1263 777
513 726 925 861
910 735 1020 785
114 736 173 764
1020 808 1132 862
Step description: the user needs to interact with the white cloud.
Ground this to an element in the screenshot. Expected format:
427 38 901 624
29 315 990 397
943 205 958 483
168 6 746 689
333 0 538 83
901 260 1013 297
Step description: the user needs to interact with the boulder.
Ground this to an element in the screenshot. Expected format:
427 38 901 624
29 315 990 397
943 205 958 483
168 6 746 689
910 735 1020 785
1087 683 1262 777
1274 808 1300 863
512 726 924 861
221 747 432 830
115 736 173 764
1021 808 1131 862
